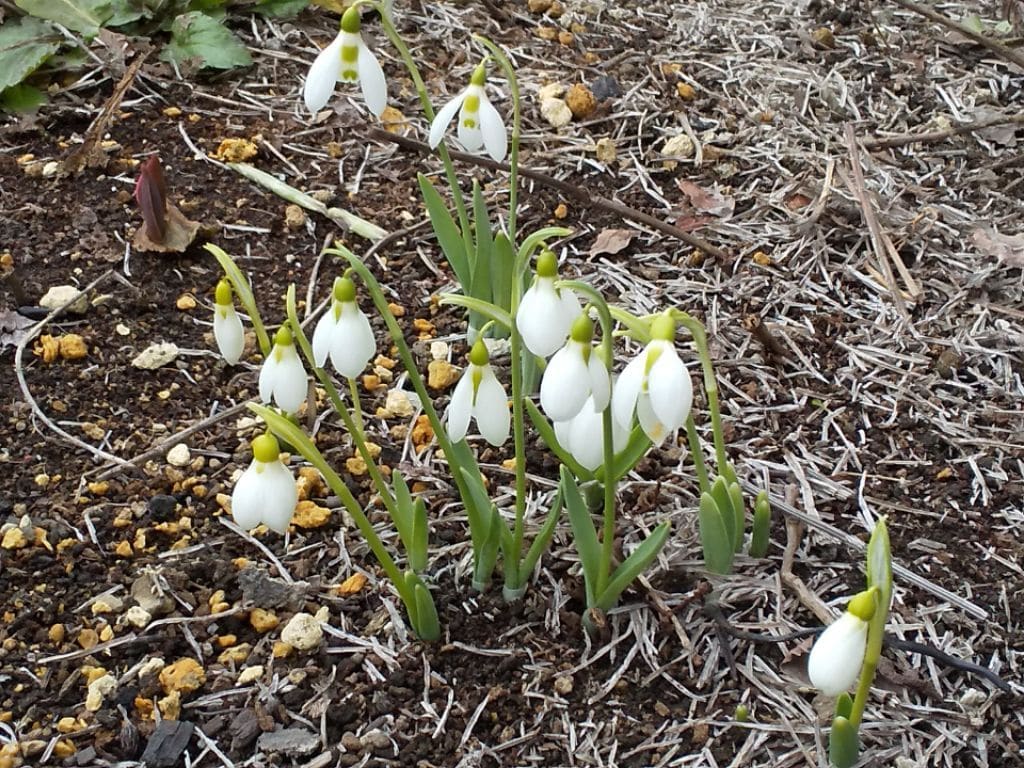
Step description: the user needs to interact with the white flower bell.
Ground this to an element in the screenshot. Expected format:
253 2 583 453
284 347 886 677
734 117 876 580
231 432 298 534
428 63 507 162
516 250 581 358
259 325 308 414
612 313 693 446
303 6 387 116
311 276 376 378
540 315 610 423
553 395 629 472
807 589 876 696
213 278 244 365
447 340 510 446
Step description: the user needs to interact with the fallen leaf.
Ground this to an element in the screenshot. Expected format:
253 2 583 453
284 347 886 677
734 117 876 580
971 227 1024 267
0 309 33 350
589 228 636 257
132 204 200 253
676 179 735 218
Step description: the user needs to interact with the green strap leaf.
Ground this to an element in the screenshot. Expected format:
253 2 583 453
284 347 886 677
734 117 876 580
418 173 470 290
404 571 440 642
561 466 600 607
866 517 892 607
491 232 515 316
524 399 591 480
710 476 737 552
698 491 734 575
828 716 859 768
748 490 771 558
596 521 670 611
598 426 651 485
727 481 745 552
520 486 564 578
389 471 414 553
438 293 513 331
410 497 428 573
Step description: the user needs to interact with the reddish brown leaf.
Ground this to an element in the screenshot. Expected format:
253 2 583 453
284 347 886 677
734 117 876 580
589 228 636 257
676 179 735 218
135 156 168 243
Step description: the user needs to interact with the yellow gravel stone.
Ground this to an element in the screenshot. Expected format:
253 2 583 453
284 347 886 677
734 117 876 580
115 540 133 558
412 317 435 337
59 334 88 361
212 138 258 163
272 641 293 659
336 573 367 596
52 740 75 759
176 293 197 310
159 658 206 695
1 529 27 550
216 634 237 648
48 624 65 644
249 608 279 633
427 360 459 391
158 690 181 720
293 500 331 529
345 456 368 476
77 628 99 649
217 644 251 664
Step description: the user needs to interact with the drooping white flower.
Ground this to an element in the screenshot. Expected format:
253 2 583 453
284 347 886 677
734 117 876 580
231 432 298 534
259 325 308 414
303 6 387 116
428 63 507 162
213 278 244 365
540 315 610 423
807 589 876 696
553 395 629 472
612 313 692 446
447 340 510 446
311 276 376 378
516 249 581 358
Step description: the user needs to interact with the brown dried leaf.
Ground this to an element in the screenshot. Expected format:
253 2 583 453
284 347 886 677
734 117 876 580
971 227 1024 267
589 228 636 257
133 204 200 253
676 179 735 218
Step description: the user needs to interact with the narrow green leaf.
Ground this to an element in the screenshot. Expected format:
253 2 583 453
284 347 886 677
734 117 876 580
475 505 503 590
457 466 493 553
389 471 414 552
0 83 45 111
748 490 771 558
162 12 252 70
866 517 892 606
491 232 515 316
596 521 669 611
834 692 853 721
410 497 428 572
710 476 736 551
698 491 734 575
524 399 591 480
418 174 470 291
828 716 859 768
727 481 745 552
516 226 573 265
438 293 513 331
471 181 493 286
520 487 563 578
411 577 440 642
15 0 111 37
561 466 600 607
0 17 61 93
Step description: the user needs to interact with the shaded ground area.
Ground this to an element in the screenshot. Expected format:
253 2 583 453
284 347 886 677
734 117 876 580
1 1 1022 766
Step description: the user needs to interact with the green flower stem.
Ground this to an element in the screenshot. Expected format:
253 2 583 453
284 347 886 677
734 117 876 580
685 413 711 494
249 403 413 612
372 1 473 264
473 36 521 241
348 376 367 438
555 280 617 597
674 312 728 473
284 287 399 523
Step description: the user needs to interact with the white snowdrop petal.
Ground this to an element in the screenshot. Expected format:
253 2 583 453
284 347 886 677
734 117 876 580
558 288 582 328
258 355 278 405
273 351 309 414
214 306 244 365
540 343 589 422
587 354 611 413
478 95 507 162
637 392 668 446
474 368 510 446
611 353 646 430
446 371 474 442
311 310 336 368
231 463 265 530
303 34 343 113
457 106 483 151
356 39 388 116
569 405 605 471
516 279 567 358
552 416 573 452
647 346 692 435
429 91 465 149
261 461 299 534
808 613 868 696
330 305 376 378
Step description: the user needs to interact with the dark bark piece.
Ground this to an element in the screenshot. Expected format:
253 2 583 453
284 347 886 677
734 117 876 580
140 720 194 768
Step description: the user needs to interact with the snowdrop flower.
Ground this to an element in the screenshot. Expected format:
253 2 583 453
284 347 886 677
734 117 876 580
612 313 692 447
553 395 629 472
303 6 387 116
540 315 610 423
311 276 376 378
213 279 244 365
259 325 308 414
516 250 581 358
447 340 510 446
231 432 298 534
428 63 507 162
807 589 876 696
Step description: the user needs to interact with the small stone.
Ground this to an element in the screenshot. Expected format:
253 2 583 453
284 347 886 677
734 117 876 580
387 302 405 317
293 500 331 529
541 98 573 128
1 528 26 550
238 665 263 685
42 161 59 177
59 334 88 361
272 641 293 658
326 141 343 158
280 612 323 651
116 323 131 336
34 334 59 363
590 75 621 101
217 644 251 664
40 285 88 315
661 134 695 169
138 657 166 680
429 341 449 361
384 388 415 418
811 26 836 48
527 0 552 12
554 675 573 695
427 360 460 391
48 623 65 644
258 728 319 756
336 573 368 596
176 294 196 310
595 137 617 163
412 317 435 336
56 717 83 734
411 415 434 452
537 83 566 101
163 106 182 117
676 82 697 100
159 658 206 695
536 25 558 41
284 204 306 231
345 456 368 476
249 608 279 633
553 202 568 220
380 106 408 134
85 674 117 712
125 606 152 628
78 628 99 649
115 540 133 558
166 444 190 467
213 138 258 163
132 342 179 370
91 595 123 615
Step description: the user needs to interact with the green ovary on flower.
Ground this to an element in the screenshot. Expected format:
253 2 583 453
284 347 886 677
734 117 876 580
215 278 233 306
251 432 280 463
